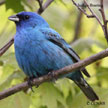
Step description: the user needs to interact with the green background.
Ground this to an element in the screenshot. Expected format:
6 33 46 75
0 0 108 108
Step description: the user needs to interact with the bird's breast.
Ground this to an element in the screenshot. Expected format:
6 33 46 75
14 32 74 78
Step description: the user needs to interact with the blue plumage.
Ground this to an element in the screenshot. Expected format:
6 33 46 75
8 12 99 101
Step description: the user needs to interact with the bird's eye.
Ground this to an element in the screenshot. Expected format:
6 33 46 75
25 15 30 20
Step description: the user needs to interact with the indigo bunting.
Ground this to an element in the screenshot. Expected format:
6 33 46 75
8 12 99 101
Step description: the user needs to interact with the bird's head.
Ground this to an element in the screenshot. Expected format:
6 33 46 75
8 12 49 30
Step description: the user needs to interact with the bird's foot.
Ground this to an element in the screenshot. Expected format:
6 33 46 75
28 77 34 92
48 71 57 83
35 84 39 88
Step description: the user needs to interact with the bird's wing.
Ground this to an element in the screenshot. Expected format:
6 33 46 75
39 28 90 77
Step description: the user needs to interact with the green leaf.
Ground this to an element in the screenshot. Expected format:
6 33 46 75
0 92 31 108
0 70 25 91
6 0 24 12
71 38 106 55
31 82 68 108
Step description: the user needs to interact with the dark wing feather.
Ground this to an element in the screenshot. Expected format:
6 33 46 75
40 28 90 77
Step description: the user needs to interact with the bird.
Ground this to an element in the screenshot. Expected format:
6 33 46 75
8 11 99 101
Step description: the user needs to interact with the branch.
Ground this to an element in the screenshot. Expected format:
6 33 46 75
37 0 54 14
99 0 108 42
0 48 108 100
0 0 5 5
0 0 54 57
71 0 108 42
84 0 102 26
70 2 86 44
71 11 83 43
0 38 14 56
37 0 43 13
71 0 95 18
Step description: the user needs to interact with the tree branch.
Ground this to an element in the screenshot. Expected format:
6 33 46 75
0 48 108 100
71 0 108 42
37 0 54 14
0 0 54 57
99 0 108 42
71 11 83 43
0 0 5 5
0 38 14 56
71 0 95 18
84 0 102 26
70 2 86 44
37 0 43 13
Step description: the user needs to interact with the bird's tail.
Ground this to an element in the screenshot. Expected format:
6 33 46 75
74 77 99 101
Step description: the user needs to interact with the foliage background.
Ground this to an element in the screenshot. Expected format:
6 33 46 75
0 0 108 108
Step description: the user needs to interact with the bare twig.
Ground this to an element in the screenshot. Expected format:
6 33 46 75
0 48 108 100
70 2 86 43
71 0 95 18
0 0 54 57
37 0 43 13
37 0 54 14
99 0 108 42
0 38 14 56
72 0 102 26
84 0 103 26
0 0 5 5
71 11 83 43
71 0 108 42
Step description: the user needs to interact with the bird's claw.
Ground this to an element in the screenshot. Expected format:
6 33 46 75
48 71 57 82
28 77 34 92
35 84 39 88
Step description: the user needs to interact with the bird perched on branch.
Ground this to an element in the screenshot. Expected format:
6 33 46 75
8 12 99 101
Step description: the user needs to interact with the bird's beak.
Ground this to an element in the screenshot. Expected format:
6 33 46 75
8 15 19 22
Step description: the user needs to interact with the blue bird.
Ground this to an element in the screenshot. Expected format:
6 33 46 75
8 12 99 101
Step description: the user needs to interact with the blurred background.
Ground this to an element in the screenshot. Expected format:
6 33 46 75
0 0 108 108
